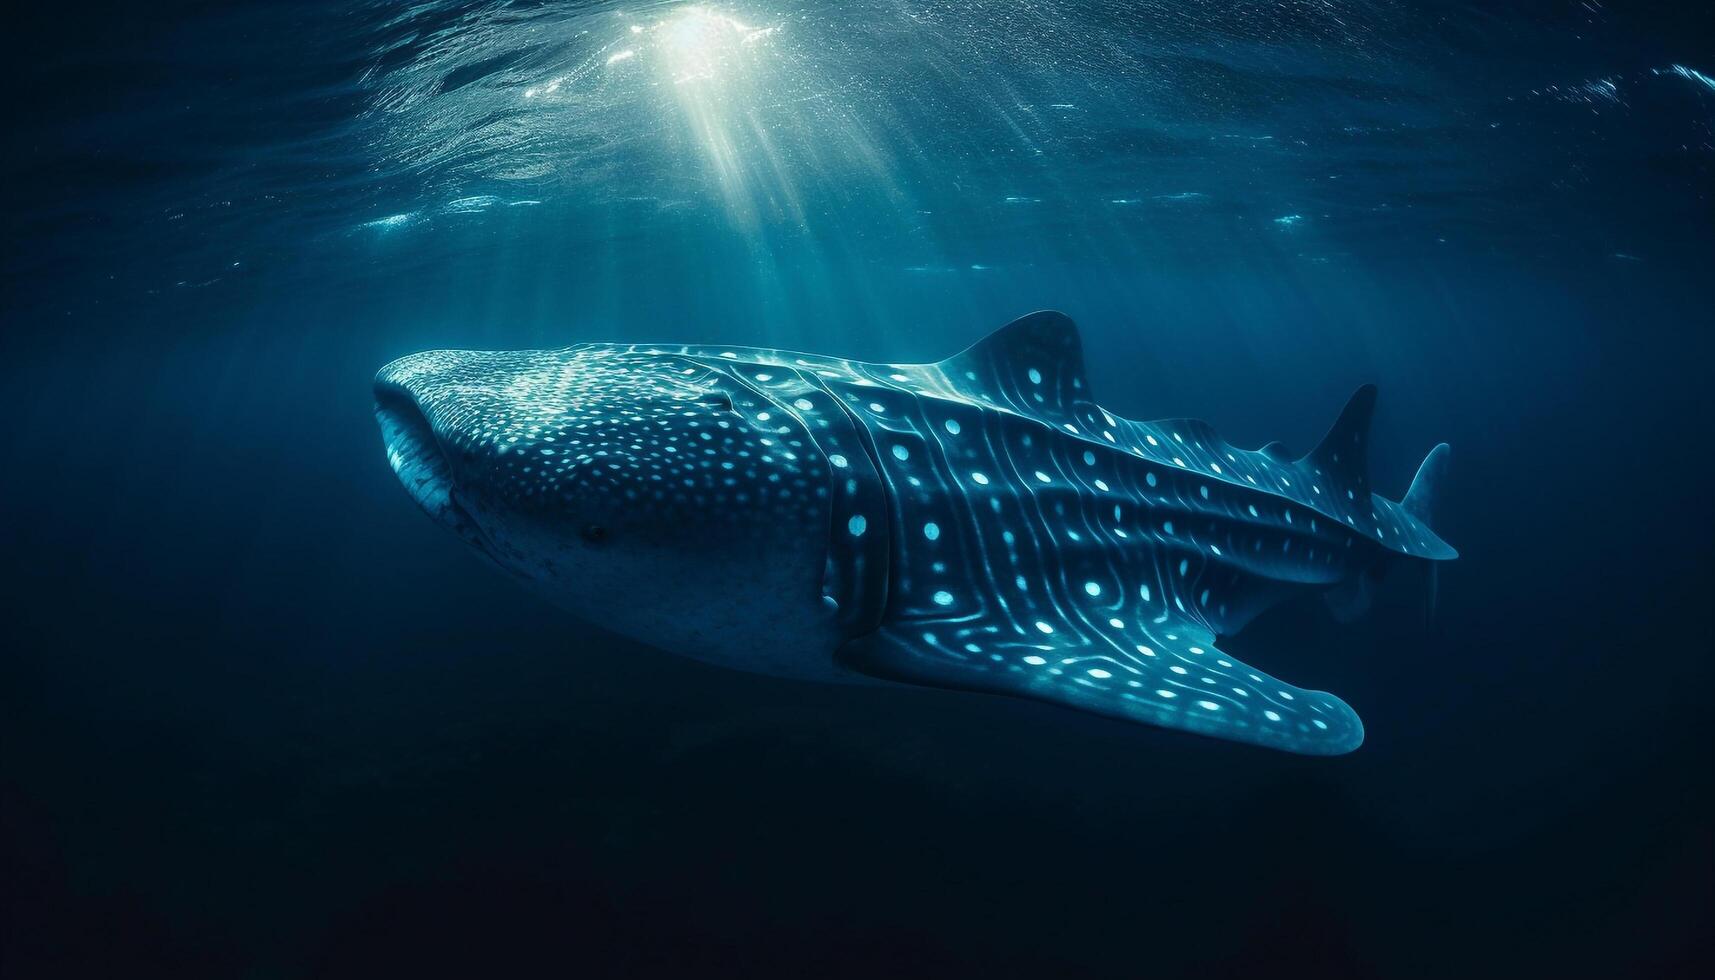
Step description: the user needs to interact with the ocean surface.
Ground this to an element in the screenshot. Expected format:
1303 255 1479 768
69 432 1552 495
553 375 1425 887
3 1 1711 976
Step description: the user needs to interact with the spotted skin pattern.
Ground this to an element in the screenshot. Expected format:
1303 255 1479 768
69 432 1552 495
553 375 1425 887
377 311 1455 755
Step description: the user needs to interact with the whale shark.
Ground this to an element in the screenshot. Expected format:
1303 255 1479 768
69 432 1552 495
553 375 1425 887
375 311 1455 754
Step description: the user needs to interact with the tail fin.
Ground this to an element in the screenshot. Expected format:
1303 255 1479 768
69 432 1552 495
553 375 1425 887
1325 441 1453 626
1405 443 1451 625
1403 443 1450 526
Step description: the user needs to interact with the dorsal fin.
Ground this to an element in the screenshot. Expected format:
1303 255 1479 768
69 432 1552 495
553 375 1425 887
934 311 1092 422
1260 440 1294 462
1298 385 1376 496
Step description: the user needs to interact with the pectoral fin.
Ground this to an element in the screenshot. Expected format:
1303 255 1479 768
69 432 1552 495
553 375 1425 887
841 613 1363 756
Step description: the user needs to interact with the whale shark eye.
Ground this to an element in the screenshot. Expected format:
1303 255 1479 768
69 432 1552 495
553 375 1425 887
580 524 609 545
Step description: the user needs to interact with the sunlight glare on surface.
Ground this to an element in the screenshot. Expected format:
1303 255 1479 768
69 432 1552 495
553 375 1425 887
654 6 779 85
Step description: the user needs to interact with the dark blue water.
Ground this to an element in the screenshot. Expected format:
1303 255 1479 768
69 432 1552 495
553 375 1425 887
4 1 1711 976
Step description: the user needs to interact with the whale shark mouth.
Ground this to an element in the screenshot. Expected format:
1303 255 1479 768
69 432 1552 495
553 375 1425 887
373 383 488 550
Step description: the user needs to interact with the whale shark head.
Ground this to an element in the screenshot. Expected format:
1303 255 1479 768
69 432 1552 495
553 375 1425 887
374 346 844 673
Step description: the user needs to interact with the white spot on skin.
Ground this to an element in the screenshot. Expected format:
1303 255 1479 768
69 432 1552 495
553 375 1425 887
945 419 961 435
1035 621 1055 634
892 445 910 460
932 590 954 606
829 454 848 468
848 515 867 536
1024 655 1047 665
1088 668 1112 679
1264 710 1282 722
970 472 990 485
1084 581 1102 596
923 522 941 541
1028 368 1043 384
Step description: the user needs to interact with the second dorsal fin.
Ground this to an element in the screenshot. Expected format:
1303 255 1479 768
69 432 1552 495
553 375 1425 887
1299 385 1376 498
933 311 1093 422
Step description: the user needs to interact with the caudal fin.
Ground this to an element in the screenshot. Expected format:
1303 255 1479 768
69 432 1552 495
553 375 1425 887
1405 444 1452 624
1403 443 1450 525
1323 441 1454 624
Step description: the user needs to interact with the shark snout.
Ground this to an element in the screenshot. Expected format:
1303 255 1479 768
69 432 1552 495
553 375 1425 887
374 353 485 546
